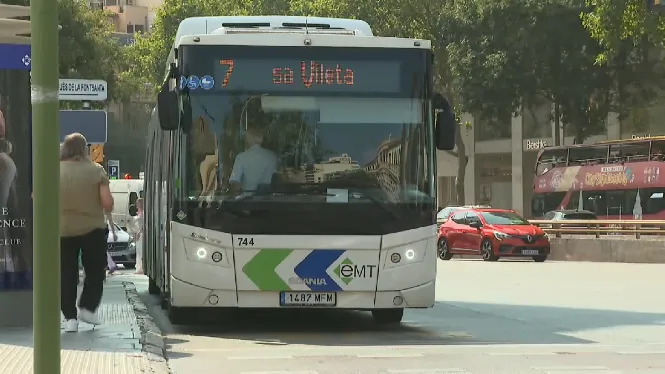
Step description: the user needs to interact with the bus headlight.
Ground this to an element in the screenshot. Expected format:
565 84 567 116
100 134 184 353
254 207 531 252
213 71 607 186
405 249 416 260
196 247 207 259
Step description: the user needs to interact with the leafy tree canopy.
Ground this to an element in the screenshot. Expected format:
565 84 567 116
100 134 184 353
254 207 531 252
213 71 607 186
581 0 665 63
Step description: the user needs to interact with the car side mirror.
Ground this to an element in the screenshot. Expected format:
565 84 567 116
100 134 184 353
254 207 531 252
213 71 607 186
469 221 482 229
433 93 456 151
129 205 138 216
157 83 180 131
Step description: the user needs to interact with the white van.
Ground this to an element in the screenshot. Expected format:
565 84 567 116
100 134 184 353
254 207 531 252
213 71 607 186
110 179 144 230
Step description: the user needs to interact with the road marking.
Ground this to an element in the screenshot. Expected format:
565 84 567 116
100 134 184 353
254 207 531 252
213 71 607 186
387 369 470 373
617 350 665 355
537 371 622 374
356 352 425 358
532 366 615 372
240 372 317 374
486 351 557 356
228 355 294 360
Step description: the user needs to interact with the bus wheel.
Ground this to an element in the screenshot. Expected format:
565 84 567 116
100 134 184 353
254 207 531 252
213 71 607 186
160 291 168 310
372 309 404 325
148 277 160 295
168 304 192 325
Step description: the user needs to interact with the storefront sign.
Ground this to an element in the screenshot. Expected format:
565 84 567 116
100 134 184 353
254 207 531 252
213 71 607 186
632 134 653 140
0 43 32 290
525 139 547 151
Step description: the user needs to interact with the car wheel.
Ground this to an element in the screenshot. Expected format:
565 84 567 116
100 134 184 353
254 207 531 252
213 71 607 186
533 255 547 262
481 238 499 261
371 309 404 325
437 238 453 260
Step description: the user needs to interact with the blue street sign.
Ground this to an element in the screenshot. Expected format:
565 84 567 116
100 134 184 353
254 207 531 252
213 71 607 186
187 75 200 90
107 160 120 180
0 44 31 70
200 75 215 90
59 110 107 144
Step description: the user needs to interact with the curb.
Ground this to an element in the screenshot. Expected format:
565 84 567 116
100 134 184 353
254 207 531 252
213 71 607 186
122 281 171 374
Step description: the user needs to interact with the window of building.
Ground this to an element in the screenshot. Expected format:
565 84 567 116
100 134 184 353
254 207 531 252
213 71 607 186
474 114 512 141
523 97 552 139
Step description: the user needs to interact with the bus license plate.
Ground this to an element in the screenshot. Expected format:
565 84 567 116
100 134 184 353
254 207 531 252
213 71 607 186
521 249 539 255
280 291 337 307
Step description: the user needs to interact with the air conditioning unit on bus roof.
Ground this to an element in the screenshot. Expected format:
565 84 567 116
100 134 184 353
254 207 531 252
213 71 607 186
210 24 364 36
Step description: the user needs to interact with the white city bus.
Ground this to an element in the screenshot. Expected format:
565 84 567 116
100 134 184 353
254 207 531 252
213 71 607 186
144 16 455 324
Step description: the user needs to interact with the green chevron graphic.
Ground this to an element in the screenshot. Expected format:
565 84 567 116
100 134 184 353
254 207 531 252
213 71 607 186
242 249 293 291
334 258 354 285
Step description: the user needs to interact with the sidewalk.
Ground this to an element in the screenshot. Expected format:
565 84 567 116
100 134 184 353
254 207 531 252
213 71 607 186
0 275 168 373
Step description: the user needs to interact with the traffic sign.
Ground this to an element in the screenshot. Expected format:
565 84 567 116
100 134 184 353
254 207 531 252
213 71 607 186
108 160 120 180
59 79 108 101
59 110 107 144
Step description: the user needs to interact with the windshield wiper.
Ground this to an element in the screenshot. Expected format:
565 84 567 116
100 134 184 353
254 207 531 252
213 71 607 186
356 193 401 221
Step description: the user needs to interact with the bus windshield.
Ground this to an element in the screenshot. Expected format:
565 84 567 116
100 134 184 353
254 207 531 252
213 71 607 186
174 45 435 235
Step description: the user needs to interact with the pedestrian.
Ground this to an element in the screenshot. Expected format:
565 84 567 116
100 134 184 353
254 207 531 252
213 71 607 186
60 133 115 332
130 198 144 274
228 127 278 194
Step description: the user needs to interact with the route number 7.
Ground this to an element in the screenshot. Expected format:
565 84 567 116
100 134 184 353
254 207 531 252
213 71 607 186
219 59 234 87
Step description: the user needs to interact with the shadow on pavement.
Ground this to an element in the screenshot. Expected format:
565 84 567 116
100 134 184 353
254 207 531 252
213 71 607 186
153 297 665 356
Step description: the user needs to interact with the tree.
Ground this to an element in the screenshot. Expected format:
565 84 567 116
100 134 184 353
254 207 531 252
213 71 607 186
581 0 664 64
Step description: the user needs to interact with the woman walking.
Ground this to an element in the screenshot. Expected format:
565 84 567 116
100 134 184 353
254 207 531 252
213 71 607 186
130 198 144 274
60 133 115 332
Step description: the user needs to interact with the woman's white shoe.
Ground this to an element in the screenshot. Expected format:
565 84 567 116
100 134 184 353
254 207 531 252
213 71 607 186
64 319 78 332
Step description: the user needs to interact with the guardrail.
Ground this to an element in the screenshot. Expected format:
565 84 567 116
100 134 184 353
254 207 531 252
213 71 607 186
529 220 665 239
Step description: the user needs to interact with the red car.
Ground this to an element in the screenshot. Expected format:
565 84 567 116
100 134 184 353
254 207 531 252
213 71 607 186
437 208 550 262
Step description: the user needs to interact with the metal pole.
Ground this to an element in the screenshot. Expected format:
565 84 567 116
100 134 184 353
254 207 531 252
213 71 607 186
31 0 61 371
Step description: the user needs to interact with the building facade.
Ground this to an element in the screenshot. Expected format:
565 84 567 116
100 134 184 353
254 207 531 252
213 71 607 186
437 99 665 217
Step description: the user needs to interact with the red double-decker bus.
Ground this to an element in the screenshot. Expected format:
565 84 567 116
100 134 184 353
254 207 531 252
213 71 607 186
532 137 665 219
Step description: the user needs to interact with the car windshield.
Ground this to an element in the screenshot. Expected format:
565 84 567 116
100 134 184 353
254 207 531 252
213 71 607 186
437 207 460 220
107 222 122 231
562 212 597 220
480 211 530 225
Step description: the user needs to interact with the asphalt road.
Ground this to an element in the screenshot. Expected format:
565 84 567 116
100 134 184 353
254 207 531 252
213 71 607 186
123 259 665 374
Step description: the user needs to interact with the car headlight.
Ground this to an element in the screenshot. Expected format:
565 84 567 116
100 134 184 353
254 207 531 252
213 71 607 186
493 232 510 240
543 232 550 241
128 240 136 250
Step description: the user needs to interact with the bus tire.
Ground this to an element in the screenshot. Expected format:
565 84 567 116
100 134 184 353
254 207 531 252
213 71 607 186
168 304 192 325
148 277 160 295
372 309 404 325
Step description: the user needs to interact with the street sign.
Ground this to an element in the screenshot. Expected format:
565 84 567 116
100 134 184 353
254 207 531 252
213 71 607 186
59 79 108 101
59 110 108 144
108 160 120 180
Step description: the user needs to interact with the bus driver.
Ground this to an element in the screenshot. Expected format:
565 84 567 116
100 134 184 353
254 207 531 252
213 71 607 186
228 127 278 194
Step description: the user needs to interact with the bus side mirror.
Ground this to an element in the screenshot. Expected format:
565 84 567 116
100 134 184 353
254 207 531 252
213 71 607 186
129 205 138 216
157 87 179 131
434 94 456 151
